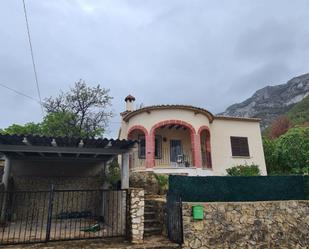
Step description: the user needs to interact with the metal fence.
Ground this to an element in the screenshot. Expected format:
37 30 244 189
0 187 127 245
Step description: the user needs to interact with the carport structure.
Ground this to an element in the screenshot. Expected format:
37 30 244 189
0 134 135 190
0 134 136 245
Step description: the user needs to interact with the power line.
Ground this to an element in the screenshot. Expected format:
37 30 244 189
0 82 41 104
22 0 44 116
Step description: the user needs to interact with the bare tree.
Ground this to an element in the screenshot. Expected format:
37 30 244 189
44 80 113 138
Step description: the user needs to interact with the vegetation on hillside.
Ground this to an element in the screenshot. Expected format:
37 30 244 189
286 95 309 126
0 81 113 138
263 96 309 176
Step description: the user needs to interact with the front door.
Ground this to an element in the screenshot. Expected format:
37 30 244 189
170 140 182 163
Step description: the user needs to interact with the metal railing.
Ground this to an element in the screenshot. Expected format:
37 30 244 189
0 187 127 245
129 147 193 170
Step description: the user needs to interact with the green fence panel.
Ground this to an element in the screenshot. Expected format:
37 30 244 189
169 175 307 202
304 176 309 200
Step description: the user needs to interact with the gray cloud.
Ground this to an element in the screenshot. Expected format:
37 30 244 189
0 0 309 137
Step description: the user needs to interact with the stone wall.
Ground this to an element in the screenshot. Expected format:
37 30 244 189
130 171 171 195
130 172 160 195
182 200 309 249
128 188 144 244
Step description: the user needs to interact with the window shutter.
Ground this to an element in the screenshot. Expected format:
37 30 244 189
230 137 250 157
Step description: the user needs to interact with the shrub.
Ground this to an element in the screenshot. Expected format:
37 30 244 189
106 159 121 189
275 127 309 174
226 164 261 176
154 174 169 195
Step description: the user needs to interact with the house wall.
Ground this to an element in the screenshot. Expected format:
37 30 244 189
120 108 267 176
211 119 267 175
120 109 210 138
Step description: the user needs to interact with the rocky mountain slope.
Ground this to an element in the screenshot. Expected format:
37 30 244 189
220 73 309 128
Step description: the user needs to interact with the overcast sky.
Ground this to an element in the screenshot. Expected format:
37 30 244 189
1 0 309 138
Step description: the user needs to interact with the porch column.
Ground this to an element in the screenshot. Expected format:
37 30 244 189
145 134 155 168
121 153 130 189
2 157 11 190
192 134 202 168
1 157 11 222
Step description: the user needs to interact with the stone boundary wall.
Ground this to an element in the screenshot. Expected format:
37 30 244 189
128 188 144 244
182 200 309 248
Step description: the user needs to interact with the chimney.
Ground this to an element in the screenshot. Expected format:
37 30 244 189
124 94 136 111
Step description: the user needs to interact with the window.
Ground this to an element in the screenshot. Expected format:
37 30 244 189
138 135 146 158
138 135 162 159
155 135 162 159
230 136 250 157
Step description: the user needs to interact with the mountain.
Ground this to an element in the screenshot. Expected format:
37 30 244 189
220 73 309 128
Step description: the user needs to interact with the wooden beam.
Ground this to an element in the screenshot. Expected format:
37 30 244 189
0 144 130 155
6 155 112 162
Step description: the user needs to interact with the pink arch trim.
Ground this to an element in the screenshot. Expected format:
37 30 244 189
127 125 148 139
150 120 196 135
198 125 210 135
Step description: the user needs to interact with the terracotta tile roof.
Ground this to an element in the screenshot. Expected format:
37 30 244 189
214 115 261 122
122 104 261 123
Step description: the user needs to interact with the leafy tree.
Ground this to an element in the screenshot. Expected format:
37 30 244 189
40 111 80 137
275 127 309 174
226 164 261 176
264 127 309 175
263 138 281 175
0 123 42 135
0 80 113 138
44 80 113 138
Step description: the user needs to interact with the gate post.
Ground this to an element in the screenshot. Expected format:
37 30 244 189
45 185 55 242
127 188 144 244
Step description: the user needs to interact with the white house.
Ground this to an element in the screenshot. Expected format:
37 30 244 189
119 95 267 176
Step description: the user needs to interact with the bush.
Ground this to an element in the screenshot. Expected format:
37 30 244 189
275 127 309 174
106 159 121 189
154 174 169 195
226 164 261 176
263 127 309 175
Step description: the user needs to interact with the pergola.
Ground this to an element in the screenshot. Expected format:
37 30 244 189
0 134 136 189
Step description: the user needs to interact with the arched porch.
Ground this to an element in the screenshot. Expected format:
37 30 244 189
149 120 201 168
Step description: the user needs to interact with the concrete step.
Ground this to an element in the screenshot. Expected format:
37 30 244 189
144 227 162 236
144 219 158 224
144 211 157 220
